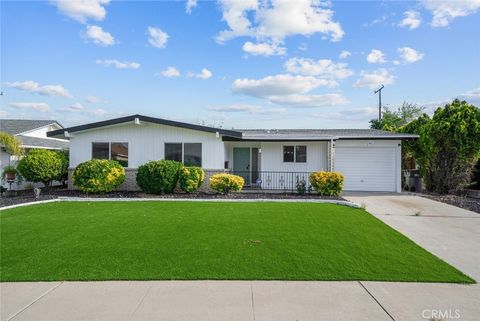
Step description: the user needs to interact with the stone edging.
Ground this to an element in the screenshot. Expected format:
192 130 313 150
0 199 61 211
1 197 359 210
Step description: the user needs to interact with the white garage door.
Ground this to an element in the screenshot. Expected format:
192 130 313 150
335 147 397 192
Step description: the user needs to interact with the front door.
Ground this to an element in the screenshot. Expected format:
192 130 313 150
233 147 251 185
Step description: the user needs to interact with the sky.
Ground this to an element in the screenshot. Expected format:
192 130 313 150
1 0 479 129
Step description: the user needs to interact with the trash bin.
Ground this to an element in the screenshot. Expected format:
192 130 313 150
408 170 422 193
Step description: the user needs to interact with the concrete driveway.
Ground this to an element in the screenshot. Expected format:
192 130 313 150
343 192 480 281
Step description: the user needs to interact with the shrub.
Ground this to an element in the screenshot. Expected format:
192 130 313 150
73 159 125 193
309 171 344 196
179 167 205 193
296 179 307 196
17 149 63 187
55 151 69 185
136 160 183 194
209 173 244 194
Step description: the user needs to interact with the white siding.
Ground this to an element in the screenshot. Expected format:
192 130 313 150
22 124 63 138
69 122 225 169
334 140 401 192
259 142 328 172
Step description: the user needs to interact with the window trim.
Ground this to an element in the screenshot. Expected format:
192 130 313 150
283 145 307 163
164 142 202 167
91 142 129 167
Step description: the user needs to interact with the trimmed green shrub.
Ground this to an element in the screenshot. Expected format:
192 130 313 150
136 160 183 194
309 171 344 196
73 159 125 193
55 151 69 185
17 149 63 187
179 167 205 193
209 173 244 194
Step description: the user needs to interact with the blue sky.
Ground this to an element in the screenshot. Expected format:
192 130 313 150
1 0 479 129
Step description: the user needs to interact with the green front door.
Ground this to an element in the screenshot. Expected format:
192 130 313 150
233 147 250 185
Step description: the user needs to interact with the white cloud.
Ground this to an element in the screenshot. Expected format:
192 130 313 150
189 68 213 79
398 10 421 30
284 57 353 79
90 108 108 116
458 87 480 105
147 26 169 48
422 0 480 27
186 0 197 14
8 102 50 112
84 25 115 46
69 102 85 111
366 49 386 64
53 0 110 24
233 74 336 98
217 0 344 44
160 66 181 78
339 50 351 59
5 80 73 98
85 95 101 103
95 59 140 69
268 93 349 107
0 110 9 117
354 69 395 89
207 104 286 114
397 47 424 63
242 41 286 56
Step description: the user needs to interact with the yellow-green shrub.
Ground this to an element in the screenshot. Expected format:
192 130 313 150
309 171 344 196
209 173 244 194
179 167 205 193
73 159 125 193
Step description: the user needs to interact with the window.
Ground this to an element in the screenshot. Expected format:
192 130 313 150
111 143 129 167
92 143 109 160
283 146 295 162
283 145 307 163
184 143 202 167
165 143 183 162
165 143 202 166
92 142 129 167
295 145 307 163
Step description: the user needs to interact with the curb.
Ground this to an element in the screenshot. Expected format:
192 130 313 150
0 199 60 211
1 197 359 210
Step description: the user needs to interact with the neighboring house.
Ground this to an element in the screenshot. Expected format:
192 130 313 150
0 119 69 190
48 114 418 192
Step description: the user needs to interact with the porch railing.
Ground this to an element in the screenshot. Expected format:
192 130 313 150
232 171 313 192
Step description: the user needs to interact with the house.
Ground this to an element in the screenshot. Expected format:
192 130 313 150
47 114 418 192
0 119 69 190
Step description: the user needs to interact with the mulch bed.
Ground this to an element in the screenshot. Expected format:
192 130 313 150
1 188 344 208
420 193 480 214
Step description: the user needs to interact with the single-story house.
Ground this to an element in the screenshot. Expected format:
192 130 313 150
1 119 69 190
47 114 418 192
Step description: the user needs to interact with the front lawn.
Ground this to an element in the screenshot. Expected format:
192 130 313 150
0 201 473 283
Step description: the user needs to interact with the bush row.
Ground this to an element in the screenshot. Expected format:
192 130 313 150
72 159 343 196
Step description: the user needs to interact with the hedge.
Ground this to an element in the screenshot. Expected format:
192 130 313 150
209 173 244 194
136 160 183 194
179 167 205 193
73 159 125 193
309 171 344 196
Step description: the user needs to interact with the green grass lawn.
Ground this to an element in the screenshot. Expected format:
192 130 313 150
0 201 473 283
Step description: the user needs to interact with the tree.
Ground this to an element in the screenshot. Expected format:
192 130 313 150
0 131 24 156
55 150 69 186
370 102 425 130
17 149 63 187
401 99 480 194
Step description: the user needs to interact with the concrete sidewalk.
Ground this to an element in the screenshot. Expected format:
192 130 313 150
1 281 479 321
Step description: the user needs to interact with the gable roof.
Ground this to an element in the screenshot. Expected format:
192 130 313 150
0 119 61 135
229 129 419 141
17 135 69 150
47 114 243 138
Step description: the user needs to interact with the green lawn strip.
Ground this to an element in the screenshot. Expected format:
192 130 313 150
0 201 474 283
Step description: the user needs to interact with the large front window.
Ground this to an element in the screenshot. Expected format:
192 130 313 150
92 142 129 167
165 143 202 166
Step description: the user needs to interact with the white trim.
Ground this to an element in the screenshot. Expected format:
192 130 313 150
15 122 62 136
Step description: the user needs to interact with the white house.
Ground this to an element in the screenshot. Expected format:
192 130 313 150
47 114 418 192
0 119 69 190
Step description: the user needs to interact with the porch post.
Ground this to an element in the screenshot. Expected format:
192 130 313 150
329 139 335 172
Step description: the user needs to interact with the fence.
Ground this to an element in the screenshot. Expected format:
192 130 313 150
232 171 313 192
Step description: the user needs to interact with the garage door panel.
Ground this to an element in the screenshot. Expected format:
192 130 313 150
335 147 397 192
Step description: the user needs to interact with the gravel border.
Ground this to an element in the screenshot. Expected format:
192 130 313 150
419 193 480 214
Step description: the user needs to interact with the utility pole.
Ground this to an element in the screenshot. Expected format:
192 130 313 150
374 84 384 121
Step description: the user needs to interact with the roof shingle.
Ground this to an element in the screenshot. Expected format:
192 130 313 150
0 119 60 135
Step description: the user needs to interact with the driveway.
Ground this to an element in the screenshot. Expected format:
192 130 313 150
343 192 480 281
